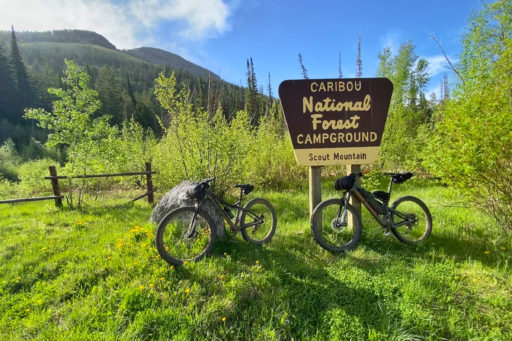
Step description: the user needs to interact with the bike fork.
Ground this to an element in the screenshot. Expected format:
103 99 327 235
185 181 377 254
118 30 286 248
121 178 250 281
186 203 201 238
338 192 351 223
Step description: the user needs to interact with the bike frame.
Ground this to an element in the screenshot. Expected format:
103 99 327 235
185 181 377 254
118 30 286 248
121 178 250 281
342 176 416 229
196 189 261 231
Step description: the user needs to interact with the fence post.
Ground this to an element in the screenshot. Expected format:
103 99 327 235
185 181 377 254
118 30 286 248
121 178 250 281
49 166 62 208
145 162 154 204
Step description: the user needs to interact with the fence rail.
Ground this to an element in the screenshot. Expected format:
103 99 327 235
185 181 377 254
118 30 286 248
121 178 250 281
0 196 63 205
0 162 156 207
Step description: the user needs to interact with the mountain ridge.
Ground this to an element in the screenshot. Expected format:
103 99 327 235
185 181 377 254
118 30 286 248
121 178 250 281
0 29 219 80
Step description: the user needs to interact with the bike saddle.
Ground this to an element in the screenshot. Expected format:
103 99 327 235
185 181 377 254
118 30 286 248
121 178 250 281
392 172 413 184
235 184 254 195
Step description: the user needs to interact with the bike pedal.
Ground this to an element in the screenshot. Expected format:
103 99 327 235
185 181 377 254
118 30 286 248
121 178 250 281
384 231 391 237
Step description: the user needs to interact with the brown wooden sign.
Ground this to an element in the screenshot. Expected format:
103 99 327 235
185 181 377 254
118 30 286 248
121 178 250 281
279 78 393 166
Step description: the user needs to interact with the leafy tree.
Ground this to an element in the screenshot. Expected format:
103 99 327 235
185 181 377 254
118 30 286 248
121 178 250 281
425 0 512 229
153 71 252 194
24 60 119 206
377 42 431 170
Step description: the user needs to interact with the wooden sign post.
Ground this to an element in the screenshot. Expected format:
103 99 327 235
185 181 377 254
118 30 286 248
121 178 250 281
278 78 393 218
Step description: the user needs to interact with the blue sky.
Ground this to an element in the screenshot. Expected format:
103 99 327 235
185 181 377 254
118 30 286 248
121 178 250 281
1 0 485 97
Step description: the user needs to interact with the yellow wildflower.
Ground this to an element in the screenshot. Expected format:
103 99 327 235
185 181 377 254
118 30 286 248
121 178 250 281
222 317 227 323
185 288 190 294
484 250 490 254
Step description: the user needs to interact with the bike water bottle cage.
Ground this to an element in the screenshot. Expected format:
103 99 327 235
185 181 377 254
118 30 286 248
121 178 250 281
235 184 254 195
188 181 210 201
334 174 356 191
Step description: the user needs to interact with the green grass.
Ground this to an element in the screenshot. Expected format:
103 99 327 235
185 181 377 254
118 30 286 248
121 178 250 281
1 181 511 340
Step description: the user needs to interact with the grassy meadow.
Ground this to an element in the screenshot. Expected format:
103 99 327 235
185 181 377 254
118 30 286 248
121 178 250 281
1 179 511 340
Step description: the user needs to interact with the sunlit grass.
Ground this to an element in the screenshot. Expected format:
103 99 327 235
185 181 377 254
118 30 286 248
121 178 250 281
0 182 511 340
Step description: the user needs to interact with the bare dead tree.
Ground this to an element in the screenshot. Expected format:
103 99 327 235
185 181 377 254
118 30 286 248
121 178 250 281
356 32 362 78
298 53 309 79
430 32 465 84
338 51 343 78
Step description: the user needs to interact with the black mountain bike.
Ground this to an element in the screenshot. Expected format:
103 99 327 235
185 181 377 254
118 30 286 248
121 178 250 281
311 172 432 252
155 178 277 266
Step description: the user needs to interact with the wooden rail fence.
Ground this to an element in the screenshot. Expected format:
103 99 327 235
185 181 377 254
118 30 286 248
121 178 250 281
0 162 156 207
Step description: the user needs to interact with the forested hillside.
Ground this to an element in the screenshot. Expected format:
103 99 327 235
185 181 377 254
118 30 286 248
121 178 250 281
0 29 246 152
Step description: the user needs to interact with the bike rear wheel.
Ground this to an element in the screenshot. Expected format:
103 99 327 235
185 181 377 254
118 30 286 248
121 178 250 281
310 198 362 252
390 196 432 244
155 207 216 266
240 198 277 245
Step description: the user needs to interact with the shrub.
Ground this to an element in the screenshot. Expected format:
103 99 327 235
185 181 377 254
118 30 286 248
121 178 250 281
243 114 307 190
0 139 21 181
18 159 60 195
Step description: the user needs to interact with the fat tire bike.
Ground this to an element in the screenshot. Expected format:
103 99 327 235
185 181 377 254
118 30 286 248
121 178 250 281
310 172 432 252
156 177 277 266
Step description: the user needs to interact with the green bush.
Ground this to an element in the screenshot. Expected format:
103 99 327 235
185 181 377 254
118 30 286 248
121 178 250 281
18 159 60 195
0 139 21 181
243 115 307 190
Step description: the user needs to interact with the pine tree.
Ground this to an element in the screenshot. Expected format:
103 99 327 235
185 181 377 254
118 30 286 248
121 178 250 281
266 72 273 115
10 26 33 117
245 58 259 124
96 65 124 124
0 44 18 121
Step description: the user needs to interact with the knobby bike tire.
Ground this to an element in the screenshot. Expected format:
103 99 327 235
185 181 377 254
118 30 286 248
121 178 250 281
390 196 432 244
310 198 362 252
155 206 216 266
240 198 277 245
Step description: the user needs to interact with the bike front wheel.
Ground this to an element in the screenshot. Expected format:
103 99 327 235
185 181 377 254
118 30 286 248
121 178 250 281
390 196 432 244
310 198 362 252
240 198 277 245
155 207 216 266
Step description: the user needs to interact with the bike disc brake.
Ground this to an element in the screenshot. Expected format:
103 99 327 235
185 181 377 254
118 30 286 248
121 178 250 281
330 217 347 233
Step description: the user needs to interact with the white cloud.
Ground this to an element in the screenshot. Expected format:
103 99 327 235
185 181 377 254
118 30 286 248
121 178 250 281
0 0 231 49
129 0 230 39
379 32 401 54
424 55 457 78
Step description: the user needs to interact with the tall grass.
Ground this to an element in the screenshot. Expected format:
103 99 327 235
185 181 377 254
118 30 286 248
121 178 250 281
0 181 511 340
